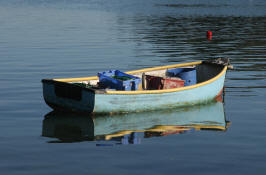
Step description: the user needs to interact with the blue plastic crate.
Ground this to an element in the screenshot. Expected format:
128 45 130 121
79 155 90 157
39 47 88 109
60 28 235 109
167 68 197 86
97 70 141 91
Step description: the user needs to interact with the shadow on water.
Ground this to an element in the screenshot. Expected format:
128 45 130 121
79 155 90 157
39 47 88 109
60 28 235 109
42 101 230 145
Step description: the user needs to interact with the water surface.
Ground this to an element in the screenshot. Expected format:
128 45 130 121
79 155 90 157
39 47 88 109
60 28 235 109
0 0 266 174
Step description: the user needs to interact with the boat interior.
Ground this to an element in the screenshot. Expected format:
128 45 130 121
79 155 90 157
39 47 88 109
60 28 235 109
68 62 225 92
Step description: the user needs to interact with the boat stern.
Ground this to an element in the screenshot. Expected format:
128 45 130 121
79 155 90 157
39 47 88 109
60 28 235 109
42 79 95 113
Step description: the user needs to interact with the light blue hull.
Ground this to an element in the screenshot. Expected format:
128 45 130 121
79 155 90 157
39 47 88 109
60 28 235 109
94 73 225 113
42 61 228 113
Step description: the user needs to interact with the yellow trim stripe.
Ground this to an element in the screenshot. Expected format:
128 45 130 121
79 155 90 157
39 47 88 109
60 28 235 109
54 76 98 82
53 61 202 82
106 66 227 94
52 61 227 95
125 61 202 74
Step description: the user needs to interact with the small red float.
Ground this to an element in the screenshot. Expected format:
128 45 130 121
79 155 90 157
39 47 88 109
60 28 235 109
206 30 212 40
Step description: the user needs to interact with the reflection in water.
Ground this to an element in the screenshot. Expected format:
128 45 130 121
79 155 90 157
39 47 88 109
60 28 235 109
42 101 230 145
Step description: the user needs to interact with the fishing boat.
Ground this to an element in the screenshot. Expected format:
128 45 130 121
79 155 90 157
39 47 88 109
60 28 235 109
42 58 232 113
42 101 230 144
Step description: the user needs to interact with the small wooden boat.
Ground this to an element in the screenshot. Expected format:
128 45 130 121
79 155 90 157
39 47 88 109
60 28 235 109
42 101 229 144
42 58 232 113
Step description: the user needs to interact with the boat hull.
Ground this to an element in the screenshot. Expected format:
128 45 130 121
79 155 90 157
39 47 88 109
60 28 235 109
42 61 228 113
43 81 95 113
93 73 225 113
42 71 225 113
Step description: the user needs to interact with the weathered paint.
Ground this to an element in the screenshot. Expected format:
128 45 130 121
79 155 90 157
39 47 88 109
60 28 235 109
93 71 226 113
215 88 224 102
42 61 228 113
43 82 95 113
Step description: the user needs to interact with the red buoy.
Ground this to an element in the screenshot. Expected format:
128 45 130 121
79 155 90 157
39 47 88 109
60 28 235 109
207 30 212 40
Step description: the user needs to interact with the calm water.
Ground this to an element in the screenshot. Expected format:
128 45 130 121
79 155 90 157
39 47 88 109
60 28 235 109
0 0 266 174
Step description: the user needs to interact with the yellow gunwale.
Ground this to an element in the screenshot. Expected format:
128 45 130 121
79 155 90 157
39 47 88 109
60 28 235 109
53 61 227 95
106 66 227 94
54 61 201 82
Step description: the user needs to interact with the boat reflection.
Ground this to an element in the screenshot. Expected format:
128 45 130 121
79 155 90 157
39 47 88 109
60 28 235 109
42 101 230 145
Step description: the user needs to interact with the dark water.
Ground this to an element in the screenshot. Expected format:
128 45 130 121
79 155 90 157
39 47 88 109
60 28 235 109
0 0 266 174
